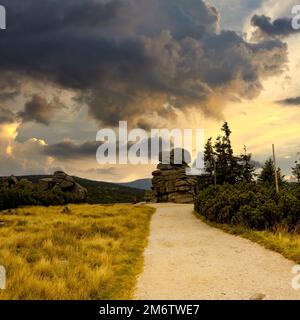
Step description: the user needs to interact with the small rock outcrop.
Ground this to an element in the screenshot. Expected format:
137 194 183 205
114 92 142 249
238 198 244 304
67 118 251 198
1 175 35 192
1 175 18 189
39 171 88 201
1 172 88 202
147 149 198 204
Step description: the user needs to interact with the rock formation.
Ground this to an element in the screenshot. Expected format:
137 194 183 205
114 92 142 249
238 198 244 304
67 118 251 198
1 175 18 189
39 171 88 201
1 171 88 202
147 149 198 203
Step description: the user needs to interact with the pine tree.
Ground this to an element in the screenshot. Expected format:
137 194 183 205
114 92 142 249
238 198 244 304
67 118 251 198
292 160 300 183
204 138 215 178
258 158 284 186
198 138 216 189
214 122 239 184
214 135 225 184
239 146 255 183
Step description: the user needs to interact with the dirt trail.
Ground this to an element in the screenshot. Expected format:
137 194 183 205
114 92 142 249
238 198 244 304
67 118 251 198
134 203 300 300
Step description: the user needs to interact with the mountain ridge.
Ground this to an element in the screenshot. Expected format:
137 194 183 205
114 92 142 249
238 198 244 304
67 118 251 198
117 179 152 190
5 175 146 204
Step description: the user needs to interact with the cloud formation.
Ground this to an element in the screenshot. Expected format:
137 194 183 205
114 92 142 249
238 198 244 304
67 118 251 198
251 14 300 39
0 0 288 127
43 136 167 161
18 95 63 125
0 106 16 124
276 96 300 106
43 140 98 160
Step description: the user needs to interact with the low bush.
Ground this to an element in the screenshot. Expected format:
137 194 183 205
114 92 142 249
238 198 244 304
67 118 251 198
195 183 300 232
0 189 68 211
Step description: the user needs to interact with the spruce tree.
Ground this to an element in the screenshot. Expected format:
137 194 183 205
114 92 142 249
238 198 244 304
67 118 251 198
258 158 284 186
214 122 239 184
204 138 215 178
198 137 216 189
239 146 255 183
214 135 225 184
292 160 300 183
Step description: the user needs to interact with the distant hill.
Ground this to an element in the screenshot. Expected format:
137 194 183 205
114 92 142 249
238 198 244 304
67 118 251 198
118 179 152 190
15 175 146 204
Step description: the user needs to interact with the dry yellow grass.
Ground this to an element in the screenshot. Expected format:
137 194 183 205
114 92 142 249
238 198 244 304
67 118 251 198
196 212 300 265
0 204 154 300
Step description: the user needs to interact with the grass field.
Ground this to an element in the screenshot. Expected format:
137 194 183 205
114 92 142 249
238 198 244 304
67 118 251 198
0 204 154 300
195 212 300 265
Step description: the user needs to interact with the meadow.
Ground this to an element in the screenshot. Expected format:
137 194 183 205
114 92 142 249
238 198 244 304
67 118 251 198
196 213 300 265
0 204 154 300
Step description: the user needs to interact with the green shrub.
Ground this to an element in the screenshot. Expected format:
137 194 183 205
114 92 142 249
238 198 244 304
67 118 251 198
195 183 300 232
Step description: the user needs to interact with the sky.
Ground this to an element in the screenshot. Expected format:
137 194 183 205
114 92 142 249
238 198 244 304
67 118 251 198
0 0 300 182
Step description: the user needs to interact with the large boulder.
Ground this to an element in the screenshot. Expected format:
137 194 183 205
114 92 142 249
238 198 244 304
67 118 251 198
38 178 56 191
15 179 34 191
144 190 156 203
39 171 88 202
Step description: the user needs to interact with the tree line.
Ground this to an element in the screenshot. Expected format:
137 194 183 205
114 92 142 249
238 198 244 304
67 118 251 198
201 122 289 189
195 122 300 232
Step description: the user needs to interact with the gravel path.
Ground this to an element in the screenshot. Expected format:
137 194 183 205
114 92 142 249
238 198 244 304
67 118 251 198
134 203 300 300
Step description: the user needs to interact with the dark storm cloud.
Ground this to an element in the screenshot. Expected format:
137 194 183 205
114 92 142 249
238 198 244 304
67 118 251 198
0 0 289 127
43 140 98 160
276 96 300 106
0 73 20 102
43 140 139 160
18 95 62 125
3 0 130 35
251 14 299 38
43 136 168 160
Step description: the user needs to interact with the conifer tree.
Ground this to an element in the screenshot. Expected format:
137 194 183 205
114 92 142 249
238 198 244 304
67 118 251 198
239 146 255 183
204 137 215 178
258 158 284 186
214 122 238 184
292 160 300 183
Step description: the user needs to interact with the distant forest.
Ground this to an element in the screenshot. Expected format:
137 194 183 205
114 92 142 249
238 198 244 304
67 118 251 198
0 175 145 211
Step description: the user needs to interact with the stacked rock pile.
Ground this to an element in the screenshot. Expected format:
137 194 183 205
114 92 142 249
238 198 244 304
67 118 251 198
147 149 198 203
